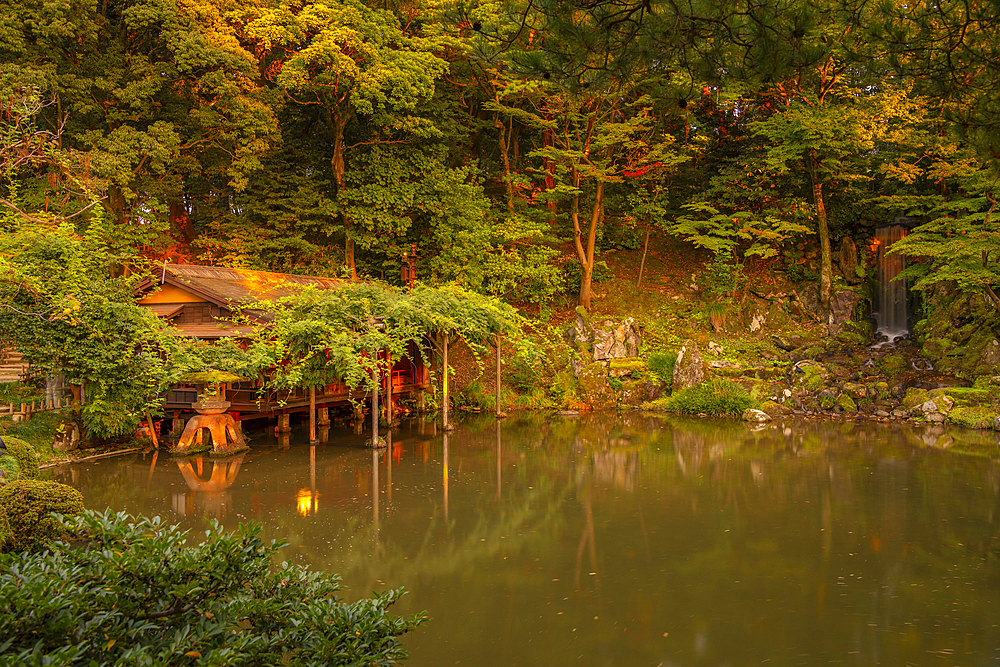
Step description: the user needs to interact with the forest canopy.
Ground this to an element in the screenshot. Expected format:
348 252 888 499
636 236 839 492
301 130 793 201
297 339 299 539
1 0 998 312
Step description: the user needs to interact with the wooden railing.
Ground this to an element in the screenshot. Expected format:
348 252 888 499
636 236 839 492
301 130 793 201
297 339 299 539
1 395 72 421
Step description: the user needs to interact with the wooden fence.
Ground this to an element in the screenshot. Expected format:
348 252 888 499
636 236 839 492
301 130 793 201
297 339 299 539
1 395 72 422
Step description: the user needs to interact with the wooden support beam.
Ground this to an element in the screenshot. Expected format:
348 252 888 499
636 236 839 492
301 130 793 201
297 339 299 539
309 385 317 443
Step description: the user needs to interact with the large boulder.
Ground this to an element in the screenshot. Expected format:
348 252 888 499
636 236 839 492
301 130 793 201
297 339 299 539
567 310 642 365
53 419 81 453
672 340 705 391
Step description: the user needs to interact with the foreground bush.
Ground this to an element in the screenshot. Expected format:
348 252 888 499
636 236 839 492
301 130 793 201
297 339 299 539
0 510 424 666
0 436 39 481
0 479 85 552
654 379 757 417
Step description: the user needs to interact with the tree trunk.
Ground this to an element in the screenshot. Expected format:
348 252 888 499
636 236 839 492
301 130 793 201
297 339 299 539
574 181 605 311
637 222 651 288
807 150 832 309
496 114 515 217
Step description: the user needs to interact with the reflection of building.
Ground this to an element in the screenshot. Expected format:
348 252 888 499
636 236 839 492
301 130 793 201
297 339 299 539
134 264 430 426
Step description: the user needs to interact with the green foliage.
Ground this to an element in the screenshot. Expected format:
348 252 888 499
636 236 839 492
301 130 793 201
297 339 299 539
455 381 494 411
657 380 757 416
562 260 614 294
671 203 811 266
0 510 424 663
0 480 84 553
646 351 677 389
0 437 38 481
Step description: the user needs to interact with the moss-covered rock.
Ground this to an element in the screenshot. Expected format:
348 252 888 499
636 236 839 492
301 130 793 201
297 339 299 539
922 338 953 358
947 407 998 430
758 400 789 416
879 354 908 376
578 362 616 409
791 361 831 392
608 358 646 377
902 388 929 410
0 479 84 552
836 394 858 412
820 395 837 410
873 381 891 400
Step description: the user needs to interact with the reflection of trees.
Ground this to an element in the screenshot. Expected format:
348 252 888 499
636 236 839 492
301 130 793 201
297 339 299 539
57 415 1000 666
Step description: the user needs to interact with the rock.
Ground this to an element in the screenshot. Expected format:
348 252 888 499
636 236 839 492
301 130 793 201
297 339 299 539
742 408 771 423
927 412 946 423
578 362 617 409
707 341 724 355
571 357 585 378
52 420 81 453
826 289 859 336
672 340 705 391
643 381 664 402
839 237 860 283
772 335 796 351
750 314 766 333
892 409 908 418
980 338 1000 372
836 394 858 412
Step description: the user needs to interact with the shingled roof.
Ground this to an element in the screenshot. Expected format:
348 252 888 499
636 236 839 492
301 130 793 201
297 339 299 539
137 264 345 307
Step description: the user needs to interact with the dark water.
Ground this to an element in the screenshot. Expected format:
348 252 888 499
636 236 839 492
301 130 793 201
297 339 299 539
54 414 1000 666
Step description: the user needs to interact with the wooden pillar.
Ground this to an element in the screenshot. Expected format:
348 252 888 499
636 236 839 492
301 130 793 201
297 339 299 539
442 332 451 430
371 363 379 447
384 352 393 422
495 334 502 417
309 385 317 444
276 413 290 433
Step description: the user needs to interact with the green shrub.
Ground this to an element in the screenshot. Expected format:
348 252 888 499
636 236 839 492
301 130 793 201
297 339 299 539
0 510 425 665
658 379 757 416
647 351 677 389
455 380 494 411
1 437 39 480
0 479 84 552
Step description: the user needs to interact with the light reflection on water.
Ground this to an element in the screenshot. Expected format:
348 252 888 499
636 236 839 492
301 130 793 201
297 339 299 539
54 413 1000 666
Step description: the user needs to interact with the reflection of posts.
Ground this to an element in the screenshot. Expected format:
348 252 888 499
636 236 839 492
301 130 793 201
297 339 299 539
443 431 450 522
175 414 248 455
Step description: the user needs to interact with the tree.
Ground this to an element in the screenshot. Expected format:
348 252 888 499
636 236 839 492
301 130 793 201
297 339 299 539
0 510 424 665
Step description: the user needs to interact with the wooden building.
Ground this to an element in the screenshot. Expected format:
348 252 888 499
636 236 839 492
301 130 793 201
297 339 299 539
135 264 429 424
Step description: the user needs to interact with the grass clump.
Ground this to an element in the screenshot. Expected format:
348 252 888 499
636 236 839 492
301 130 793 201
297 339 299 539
647 351 676 389
650 379 756 416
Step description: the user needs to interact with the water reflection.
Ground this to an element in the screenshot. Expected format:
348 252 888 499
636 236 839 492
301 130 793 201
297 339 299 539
55 414 1000 667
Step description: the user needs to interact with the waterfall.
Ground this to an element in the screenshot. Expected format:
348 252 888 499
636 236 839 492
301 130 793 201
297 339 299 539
873 224 908 340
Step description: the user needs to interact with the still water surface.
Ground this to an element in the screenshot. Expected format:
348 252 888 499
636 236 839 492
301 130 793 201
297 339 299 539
56 414 1000 666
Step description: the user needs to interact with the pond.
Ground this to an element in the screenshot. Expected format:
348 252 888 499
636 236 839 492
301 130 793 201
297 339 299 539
54 413 1000 666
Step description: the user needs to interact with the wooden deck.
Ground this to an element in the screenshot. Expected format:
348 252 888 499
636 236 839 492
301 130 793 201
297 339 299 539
162 370 426 422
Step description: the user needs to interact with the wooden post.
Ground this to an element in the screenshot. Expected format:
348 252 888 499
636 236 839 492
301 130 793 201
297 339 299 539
371 362 379 447
495 334 502 417
309 385 317 443
442 332 451 430
385 351 393 423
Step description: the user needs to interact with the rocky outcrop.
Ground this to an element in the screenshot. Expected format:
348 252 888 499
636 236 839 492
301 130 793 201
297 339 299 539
672 340 705 391
567 310 642 365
